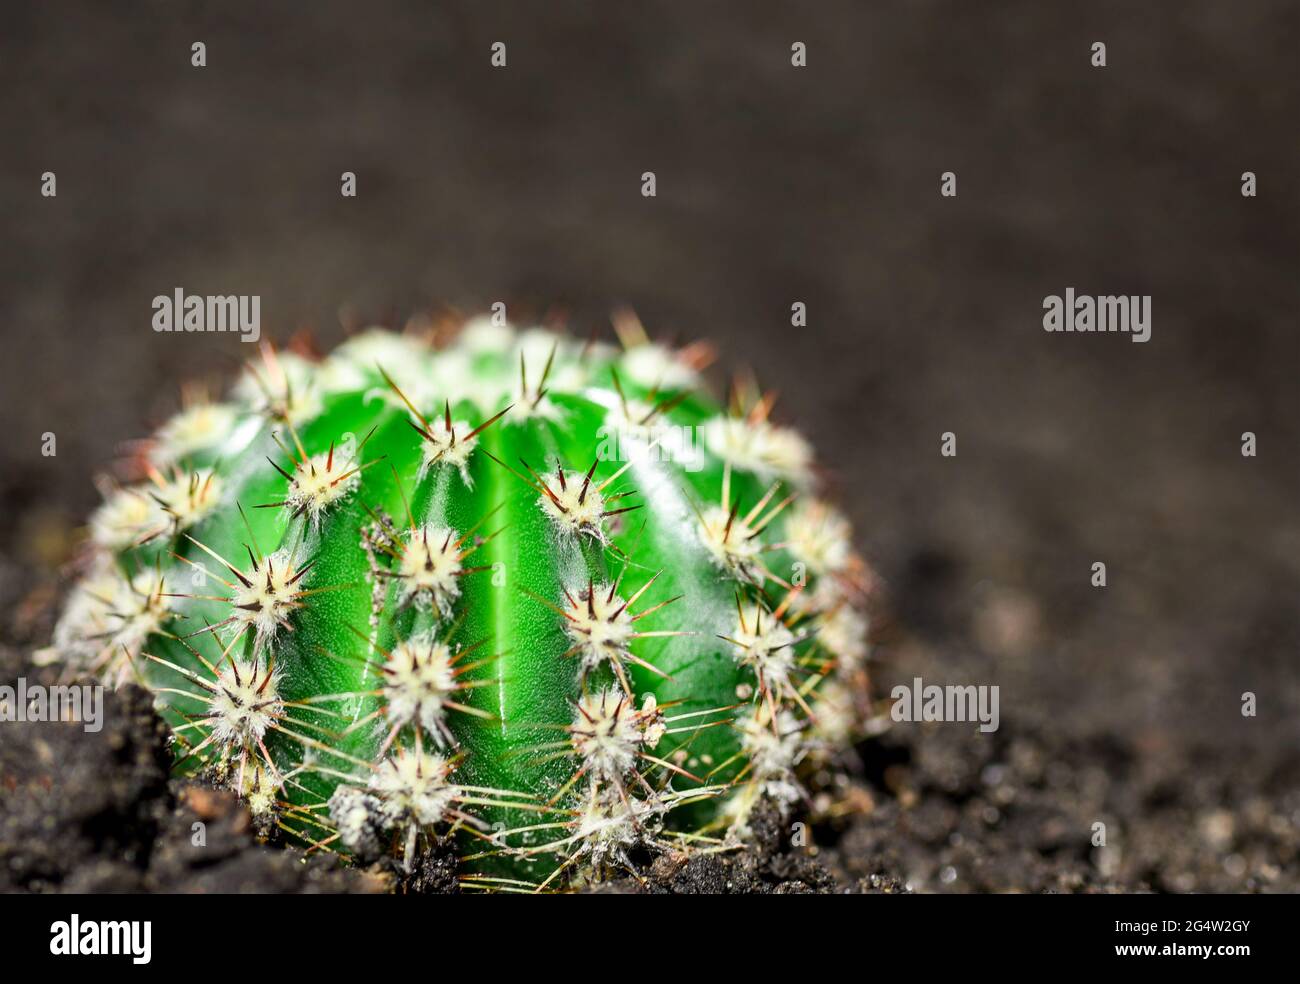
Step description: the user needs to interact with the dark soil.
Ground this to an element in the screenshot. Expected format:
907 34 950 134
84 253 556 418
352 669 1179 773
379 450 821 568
2 2 1298 893
0 644 387 893
4 595 1295 893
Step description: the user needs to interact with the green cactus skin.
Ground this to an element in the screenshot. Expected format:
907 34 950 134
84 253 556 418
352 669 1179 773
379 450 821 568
42 314 872 889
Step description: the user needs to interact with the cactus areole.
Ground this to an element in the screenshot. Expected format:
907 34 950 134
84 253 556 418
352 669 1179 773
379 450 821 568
43 315 872 889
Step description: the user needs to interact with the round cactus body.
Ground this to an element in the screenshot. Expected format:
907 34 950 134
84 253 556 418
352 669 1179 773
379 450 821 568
42 315 872 888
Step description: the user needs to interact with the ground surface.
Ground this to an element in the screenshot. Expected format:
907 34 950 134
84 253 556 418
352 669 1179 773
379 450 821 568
1 2 1298 892
3 598 1296 893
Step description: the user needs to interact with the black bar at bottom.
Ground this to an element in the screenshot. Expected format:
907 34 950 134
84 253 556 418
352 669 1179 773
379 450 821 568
0 892 1275 972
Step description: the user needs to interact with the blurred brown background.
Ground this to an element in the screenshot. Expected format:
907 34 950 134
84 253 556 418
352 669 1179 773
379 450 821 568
2 1 1297 762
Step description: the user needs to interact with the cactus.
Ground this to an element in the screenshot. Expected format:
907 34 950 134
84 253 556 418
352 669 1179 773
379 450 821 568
41 312 873 889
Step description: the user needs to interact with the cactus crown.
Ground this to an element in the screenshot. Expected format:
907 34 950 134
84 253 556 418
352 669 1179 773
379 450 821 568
43 313 872 889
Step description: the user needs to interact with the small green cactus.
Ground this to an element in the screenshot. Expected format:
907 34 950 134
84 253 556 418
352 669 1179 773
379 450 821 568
42 313 873 889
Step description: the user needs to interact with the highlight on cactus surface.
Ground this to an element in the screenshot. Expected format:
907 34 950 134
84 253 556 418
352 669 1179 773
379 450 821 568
39 311 875 890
